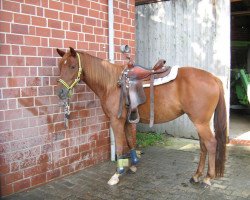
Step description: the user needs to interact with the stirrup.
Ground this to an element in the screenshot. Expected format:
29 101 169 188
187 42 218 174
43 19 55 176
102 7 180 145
127 109 140 123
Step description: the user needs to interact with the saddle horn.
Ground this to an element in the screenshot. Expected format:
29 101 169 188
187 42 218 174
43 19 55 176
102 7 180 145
153 59 166 71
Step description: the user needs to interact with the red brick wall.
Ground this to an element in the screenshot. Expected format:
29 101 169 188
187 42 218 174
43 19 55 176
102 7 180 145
0 0 135 197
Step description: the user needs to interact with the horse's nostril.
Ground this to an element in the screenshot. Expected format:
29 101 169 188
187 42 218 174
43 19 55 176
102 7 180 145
58 88 65 98
57 88 69 100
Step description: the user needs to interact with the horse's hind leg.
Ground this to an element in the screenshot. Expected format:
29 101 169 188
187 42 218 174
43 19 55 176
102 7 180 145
190 138 207 184
192 123 217 187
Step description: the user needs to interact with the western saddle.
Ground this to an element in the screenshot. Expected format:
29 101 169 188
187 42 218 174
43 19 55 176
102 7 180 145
118 58 171 127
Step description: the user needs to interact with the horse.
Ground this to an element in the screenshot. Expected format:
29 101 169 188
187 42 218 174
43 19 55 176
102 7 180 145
56 47 227 188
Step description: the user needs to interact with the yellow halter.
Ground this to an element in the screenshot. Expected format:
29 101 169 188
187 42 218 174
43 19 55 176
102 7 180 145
58 53 83 97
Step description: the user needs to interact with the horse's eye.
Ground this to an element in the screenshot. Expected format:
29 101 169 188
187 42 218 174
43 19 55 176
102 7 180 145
71 66 75 69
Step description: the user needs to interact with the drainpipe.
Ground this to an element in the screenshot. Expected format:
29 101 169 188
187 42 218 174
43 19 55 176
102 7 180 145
108 0 114 63
108 0 116 161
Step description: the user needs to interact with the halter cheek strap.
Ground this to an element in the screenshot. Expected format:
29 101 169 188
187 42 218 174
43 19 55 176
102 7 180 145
58 53 83 97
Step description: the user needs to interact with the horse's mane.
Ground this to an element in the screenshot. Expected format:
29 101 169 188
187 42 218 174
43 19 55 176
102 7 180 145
80 52 124 91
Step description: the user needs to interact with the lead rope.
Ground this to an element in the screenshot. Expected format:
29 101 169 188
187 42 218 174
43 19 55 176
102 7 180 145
64 98 70 128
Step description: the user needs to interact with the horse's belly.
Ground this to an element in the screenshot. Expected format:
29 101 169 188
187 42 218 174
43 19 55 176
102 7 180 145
138 105 183 124
138 84 183 124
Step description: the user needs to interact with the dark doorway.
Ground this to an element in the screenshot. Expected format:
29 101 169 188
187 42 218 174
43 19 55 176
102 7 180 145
230 0 250 141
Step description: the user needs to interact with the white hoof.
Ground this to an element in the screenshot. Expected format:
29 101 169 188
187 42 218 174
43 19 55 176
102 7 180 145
202 177 211 186
129 165 137 173
136 150 142 158
108 173 120 185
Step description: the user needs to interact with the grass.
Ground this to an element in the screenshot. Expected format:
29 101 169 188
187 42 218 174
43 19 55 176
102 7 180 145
136 132 166 148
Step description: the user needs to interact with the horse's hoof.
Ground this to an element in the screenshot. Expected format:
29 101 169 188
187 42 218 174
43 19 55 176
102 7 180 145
200 182 211 188
108 173 120 186
189 177 199 185
129 165 137 173
136 150 142 158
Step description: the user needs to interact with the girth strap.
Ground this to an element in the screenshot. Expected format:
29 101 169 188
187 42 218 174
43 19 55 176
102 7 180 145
149 74 154 127
117 74 128 118
118 85 124 119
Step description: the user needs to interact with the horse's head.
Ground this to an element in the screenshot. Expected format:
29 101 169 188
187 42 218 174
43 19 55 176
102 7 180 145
56 47 83 100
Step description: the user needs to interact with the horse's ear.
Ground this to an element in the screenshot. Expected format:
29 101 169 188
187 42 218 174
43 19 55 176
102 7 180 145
69 47 77 57
57 48 65 57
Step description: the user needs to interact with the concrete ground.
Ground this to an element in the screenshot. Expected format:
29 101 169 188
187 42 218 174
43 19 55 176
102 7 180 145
3 137 250 200
229 110 250 145
229 110 250 139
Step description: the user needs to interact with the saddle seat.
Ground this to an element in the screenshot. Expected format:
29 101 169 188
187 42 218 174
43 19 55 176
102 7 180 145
118 59 172 127
127 59 169 80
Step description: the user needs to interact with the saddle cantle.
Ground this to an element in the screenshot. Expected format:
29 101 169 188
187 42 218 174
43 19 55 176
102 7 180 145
118 59 172 127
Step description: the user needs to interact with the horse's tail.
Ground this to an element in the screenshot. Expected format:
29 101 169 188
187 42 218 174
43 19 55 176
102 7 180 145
214 79 228 177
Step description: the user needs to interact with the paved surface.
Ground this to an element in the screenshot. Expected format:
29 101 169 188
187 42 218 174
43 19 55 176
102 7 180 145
3 138 250 200
229 111 250 145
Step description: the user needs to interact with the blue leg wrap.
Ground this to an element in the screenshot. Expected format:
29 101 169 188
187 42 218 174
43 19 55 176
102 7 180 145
117 167 125 174
130 149 139 165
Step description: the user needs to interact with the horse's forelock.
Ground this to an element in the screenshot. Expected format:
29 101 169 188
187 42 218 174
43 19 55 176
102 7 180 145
59 52 75 67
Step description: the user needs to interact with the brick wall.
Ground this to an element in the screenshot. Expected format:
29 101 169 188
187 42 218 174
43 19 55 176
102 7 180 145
0 0 135 197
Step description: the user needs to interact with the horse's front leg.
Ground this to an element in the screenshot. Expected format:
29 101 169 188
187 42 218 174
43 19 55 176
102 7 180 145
125 123 139 173
107 117 128 185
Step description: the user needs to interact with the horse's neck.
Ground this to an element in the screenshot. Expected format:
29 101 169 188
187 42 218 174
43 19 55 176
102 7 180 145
81 53 123 98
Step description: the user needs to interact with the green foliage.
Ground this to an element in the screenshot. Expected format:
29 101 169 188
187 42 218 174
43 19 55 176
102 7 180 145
231 68 250 106
136 132 165 148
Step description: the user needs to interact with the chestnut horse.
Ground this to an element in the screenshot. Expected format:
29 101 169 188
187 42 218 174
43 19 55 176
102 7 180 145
56 47 227 188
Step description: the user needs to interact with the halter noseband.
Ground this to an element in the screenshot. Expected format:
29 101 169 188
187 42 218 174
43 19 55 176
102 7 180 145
58 53 83 97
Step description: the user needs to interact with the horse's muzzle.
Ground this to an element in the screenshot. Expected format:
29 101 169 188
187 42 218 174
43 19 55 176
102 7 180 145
57 88 69 100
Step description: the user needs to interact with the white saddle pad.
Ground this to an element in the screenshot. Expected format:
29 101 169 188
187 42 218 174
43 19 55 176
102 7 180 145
143 65 179 88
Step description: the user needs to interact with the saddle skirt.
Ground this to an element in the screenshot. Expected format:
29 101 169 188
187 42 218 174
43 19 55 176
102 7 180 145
143 65 179 88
